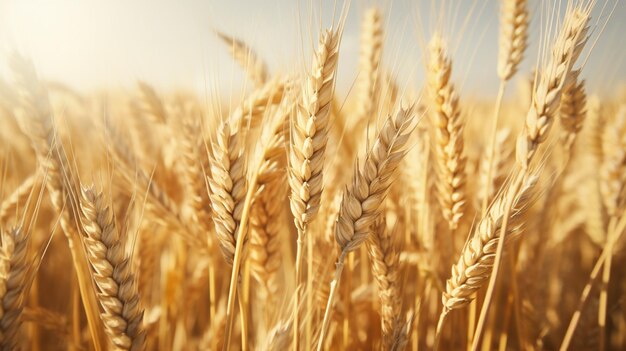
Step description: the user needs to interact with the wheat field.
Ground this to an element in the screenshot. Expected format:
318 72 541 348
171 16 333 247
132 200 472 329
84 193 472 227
0 0 625 350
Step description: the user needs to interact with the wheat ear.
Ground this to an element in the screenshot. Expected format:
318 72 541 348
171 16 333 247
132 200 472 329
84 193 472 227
434 174 538 350
78 186 146 351
0 175 39 225
366 219 401 348
559 70 587 153
0 227 31 349
173 102 213 233
208 120 248 266
599 106 626 217
442 175 537 312
352 7 383 138
497 0 529 81
231 77 287 130
427 33 467 231
318 105 415 351
289 27 340 270
516 6 591 169
136 81 168 124
250 102 292 300
218 32 269 87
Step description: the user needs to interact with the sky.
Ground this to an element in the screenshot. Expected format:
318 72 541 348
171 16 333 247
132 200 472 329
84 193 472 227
0 0 624 99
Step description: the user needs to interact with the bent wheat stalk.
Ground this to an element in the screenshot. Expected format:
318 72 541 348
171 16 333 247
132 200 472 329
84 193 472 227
434 174 538 350
317 105 415 351
472 6 592 350
482 0 528 214
289 27 341 350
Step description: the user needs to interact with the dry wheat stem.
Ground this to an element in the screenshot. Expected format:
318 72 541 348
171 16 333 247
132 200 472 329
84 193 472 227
481 84 507 214
483 0 528 213
560 213 626 351
471 177 526 351
289 27 341 350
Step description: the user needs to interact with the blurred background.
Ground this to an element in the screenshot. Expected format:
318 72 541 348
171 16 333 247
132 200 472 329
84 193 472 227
0 0 623 99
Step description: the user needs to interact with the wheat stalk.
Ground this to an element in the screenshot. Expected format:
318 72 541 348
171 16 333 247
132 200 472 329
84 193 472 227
78 186 146 351
483 0 529 214
289 27 341 350
516 6 591 169
470 7 592 348
497 0 529 81
427 33 467 231
289 27 340 266
318 105 415 350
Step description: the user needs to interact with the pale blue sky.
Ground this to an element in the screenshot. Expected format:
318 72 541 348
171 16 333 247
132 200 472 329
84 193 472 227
0 0 624 98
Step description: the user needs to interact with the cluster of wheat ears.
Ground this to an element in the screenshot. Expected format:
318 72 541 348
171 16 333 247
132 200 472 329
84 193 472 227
0 0 624 350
